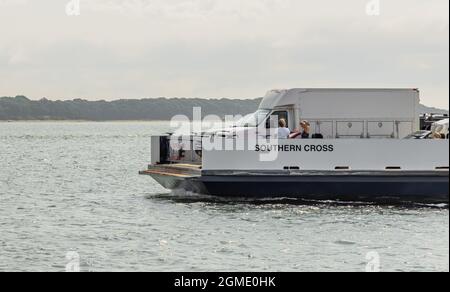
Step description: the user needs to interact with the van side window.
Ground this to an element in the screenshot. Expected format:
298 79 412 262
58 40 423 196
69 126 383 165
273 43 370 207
267 111 288 128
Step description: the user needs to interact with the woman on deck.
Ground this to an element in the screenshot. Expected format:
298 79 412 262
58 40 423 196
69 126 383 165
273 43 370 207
289 120 311 139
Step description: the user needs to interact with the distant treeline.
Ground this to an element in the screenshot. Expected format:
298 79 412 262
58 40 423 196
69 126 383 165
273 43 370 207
0 95 447 121
0 96 261 121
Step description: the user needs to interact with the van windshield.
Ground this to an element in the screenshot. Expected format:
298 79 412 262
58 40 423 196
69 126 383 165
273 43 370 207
236 110 270 128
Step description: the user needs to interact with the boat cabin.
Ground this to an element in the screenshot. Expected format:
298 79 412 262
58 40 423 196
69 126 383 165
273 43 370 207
250 88 420 139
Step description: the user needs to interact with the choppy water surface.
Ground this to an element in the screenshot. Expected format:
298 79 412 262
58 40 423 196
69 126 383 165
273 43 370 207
0 122 448 272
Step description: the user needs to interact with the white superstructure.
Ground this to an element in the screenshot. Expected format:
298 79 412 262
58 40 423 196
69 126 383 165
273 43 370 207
256 88 420 139
202 139 449 171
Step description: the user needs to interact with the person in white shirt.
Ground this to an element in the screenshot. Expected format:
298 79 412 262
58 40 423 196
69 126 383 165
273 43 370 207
277 118 291 139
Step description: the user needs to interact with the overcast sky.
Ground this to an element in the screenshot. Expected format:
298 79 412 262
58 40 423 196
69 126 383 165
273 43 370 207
0 0 448 108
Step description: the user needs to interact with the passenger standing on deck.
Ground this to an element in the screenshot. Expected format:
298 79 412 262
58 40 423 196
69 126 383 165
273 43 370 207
300 121 311 139
289 120 311 139
277 119 291 139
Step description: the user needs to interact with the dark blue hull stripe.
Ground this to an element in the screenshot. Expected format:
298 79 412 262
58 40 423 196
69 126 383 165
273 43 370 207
148 173 449 203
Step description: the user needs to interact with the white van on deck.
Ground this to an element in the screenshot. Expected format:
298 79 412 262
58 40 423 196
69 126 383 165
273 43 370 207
224 88 420 140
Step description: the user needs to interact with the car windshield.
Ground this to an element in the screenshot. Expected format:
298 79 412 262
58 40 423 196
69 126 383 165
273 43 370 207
235 110 270 127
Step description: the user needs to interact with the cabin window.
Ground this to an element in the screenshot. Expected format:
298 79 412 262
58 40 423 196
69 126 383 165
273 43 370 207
236 110 270 127
267 111 289 128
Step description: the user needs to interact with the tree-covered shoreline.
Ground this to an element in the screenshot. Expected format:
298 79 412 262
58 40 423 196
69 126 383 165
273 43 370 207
0 96 261 121
0 95 447 121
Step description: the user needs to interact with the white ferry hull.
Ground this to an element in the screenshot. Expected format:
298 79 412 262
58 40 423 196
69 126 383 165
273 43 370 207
143 127 449 204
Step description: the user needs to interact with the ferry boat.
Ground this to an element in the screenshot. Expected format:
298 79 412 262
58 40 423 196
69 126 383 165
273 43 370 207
140 89 449 203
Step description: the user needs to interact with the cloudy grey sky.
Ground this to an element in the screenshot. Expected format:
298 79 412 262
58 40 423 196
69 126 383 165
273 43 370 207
0 0 448 108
